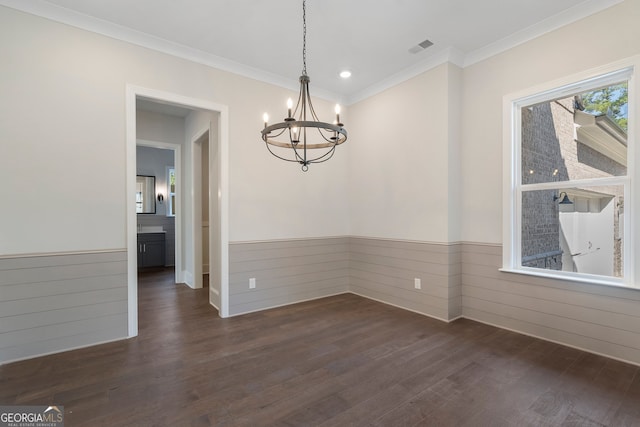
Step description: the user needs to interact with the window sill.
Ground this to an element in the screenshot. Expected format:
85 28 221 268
498 267 639 291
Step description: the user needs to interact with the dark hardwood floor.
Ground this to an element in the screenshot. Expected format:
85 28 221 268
1 269 639 426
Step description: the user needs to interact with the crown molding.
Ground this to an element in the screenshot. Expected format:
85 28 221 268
345 47 465 105
347 0 623 104
0 0 344 103
463 0 624 67
0 0 624 106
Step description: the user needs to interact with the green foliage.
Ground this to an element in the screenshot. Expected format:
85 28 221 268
580 83 628 131
169 168 176 192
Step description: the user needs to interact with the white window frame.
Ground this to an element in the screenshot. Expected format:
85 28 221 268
502 57 639 289
166 166 176 217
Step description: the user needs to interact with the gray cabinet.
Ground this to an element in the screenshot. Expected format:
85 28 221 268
137 232 166 269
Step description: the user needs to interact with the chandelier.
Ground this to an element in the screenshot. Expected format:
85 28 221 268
261 0 347 172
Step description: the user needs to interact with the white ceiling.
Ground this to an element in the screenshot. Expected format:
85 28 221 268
1 0 622 104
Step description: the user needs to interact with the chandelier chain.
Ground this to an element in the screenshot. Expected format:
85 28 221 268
302 0 307 76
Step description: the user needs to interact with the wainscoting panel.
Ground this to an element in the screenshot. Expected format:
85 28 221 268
7 239 637 366
0 251 128 364
349 237 461 321
461 242 640 365
228 238 350 316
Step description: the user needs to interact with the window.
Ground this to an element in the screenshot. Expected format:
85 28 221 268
167 167 176 217
503 65 635 286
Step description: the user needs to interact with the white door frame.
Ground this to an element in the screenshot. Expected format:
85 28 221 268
190 127 209 290
126 85 230 338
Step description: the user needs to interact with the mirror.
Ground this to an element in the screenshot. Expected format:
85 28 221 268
136 175 156 214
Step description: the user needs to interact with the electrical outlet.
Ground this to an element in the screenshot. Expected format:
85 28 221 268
414 278 421 289
249 278 256 289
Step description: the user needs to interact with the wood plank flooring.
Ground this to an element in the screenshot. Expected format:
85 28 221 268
1 268 639 426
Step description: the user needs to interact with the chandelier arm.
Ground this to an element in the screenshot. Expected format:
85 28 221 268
269 127 288 139
301 80 308 122
289 140 309 165
308 145 337 163
304 84 322 122
288 125 305 163
292 146 306 164
264 142 303 163
303 126 308 165
315 150 336 163
292 83 304 118
315 126 343 143
263 137 345 149
291 140 305 164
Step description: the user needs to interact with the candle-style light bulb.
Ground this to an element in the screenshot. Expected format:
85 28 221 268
263 113 269 128
335 104 342 125
292 126 299 142
287 98 293 118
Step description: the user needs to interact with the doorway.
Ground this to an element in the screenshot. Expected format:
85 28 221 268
191 129 210 291
126 85 230 338
135 143 178 279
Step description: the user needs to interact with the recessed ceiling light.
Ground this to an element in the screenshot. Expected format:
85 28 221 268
339 70 352 79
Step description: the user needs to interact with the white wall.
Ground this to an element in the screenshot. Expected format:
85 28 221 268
348 62 462 243
0 5 349 259
460 0 640 244
0 11 126 255
446 64 463 243
230 81 351 242
136 109 185 146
